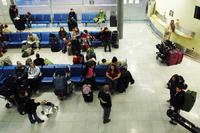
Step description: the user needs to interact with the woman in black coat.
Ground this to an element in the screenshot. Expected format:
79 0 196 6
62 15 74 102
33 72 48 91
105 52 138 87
9 5 18 23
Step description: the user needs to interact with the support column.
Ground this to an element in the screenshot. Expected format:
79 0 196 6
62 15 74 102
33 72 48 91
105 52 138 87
117 0 124 39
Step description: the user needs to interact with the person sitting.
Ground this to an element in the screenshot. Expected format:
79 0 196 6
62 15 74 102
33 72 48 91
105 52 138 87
106 64 121 94
25 12 32 28
27 33 40 49
3 24 11 33
15 61 27 84
82 60 97 90
177 76 188 90
33 53 45 66
27 62 41 93
99 58 109 65
68 8 78 31
94 9 106 26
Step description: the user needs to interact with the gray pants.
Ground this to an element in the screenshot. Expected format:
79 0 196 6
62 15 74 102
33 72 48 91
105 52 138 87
102 107 111 121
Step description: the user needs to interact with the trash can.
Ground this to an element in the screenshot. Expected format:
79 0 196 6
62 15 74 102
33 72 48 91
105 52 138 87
111 31 119 48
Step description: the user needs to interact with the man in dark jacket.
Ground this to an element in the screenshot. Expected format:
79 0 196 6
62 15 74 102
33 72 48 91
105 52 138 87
24 98 44 124
98 85 112 124
33 53 45 66
169 85 185 125
68 8 78 31
101 27 111 52
9 5 18 23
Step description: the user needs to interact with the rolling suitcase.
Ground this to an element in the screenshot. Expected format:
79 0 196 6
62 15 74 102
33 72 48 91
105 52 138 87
110 15 117 27
177 50 184 64
182 90 197 112
167 50 178 66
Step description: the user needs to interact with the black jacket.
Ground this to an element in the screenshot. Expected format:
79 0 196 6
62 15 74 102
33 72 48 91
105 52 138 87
34 58 45 66
171 91 185 111
101 31 111 41
98 91 112 108
24 99 40 114
68 12 77 21
15 66 27 79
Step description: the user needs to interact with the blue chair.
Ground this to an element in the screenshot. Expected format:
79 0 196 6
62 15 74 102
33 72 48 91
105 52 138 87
0 66 5 86
69 65 83 83
40 32 50 47
53 14 62 24
95 65 108 84
20 32 29 41
2 66 16 77
55 64 69 76
8 33 21 48
34 14 43 24
82 13 98 25
43 14 51 24
41 65 55 85
61 14 68 23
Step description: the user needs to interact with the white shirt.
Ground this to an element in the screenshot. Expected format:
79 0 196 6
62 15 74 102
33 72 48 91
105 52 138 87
28 66 40 79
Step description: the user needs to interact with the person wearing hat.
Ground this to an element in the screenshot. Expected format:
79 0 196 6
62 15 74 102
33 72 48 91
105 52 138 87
169 85 185 125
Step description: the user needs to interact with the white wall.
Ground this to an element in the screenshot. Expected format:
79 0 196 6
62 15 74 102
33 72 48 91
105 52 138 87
155 0 200 33
155 0 200 52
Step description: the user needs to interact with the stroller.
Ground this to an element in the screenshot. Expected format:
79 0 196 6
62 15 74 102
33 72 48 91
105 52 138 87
41 100 58 117
0 76 29 114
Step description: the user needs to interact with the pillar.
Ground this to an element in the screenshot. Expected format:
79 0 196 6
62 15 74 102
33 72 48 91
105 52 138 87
117 0 124 39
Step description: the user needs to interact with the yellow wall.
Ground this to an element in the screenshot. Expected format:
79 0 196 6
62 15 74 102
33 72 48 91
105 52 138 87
154 0 200 53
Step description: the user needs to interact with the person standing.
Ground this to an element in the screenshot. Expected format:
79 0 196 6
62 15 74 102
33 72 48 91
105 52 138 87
9 5 19 23
101 27 111 52
25 12 33 28
169 85 185 125
98 85 112 124
24 98 44 124
68 8 78 31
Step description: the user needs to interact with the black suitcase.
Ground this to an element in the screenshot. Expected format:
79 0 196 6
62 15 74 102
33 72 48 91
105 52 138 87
111 31 119 48
110 15 117 27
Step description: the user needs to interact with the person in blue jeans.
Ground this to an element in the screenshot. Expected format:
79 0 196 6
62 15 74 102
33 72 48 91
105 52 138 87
98 85 112 124
58 27 68 53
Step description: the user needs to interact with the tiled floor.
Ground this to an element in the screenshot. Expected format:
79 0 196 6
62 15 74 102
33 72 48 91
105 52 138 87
1 22 200 133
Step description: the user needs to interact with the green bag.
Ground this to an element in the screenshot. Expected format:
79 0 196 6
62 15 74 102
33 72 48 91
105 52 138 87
182 90 197 112
44 58 53 65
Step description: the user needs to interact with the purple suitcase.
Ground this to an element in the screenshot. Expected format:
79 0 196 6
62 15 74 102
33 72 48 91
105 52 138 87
177 50 184 64
167 50 178 66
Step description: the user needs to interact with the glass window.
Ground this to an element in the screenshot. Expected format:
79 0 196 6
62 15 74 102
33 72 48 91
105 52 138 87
2 0 7 6
124 0 127 4
16 0 49 5
129 0 134 4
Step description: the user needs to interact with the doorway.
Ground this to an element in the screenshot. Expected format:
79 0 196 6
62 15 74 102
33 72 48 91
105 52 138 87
124 0 149 21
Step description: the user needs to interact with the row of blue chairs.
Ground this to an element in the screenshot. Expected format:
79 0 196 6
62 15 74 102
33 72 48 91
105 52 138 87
20 13 100 25
5 31 103 48
0 64 108 86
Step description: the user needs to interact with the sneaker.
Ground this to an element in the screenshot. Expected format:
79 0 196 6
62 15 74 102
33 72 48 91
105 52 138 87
37 120 45 123
103 119 111 124
169 120 177 125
